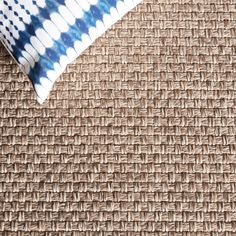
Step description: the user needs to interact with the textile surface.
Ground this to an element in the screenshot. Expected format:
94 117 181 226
0 0 141 103
1 0 236 235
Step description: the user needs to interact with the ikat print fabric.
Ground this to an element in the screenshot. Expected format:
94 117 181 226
0 0 142 103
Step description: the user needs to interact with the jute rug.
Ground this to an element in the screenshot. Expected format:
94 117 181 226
1 0 236 235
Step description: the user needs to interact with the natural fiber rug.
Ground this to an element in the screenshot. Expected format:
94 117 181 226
1 0 236 234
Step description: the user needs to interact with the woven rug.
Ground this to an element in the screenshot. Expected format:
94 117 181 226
1 0 236 234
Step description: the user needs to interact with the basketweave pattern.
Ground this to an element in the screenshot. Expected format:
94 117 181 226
1 0 236 235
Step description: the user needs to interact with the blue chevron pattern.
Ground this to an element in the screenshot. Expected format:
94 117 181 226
0 0 142 103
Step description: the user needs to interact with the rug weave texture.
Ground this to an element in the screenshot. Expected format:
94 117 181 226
1 0 236 235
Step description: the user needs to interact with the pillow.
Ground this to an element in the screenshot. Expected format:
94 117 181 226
0 0 142 103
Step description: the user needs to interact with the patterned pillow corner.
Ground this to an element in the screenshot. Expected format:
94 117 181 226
0 0 142 103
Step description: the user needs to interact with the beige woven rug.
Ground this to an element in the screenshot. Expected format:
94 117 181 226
1 0 236 234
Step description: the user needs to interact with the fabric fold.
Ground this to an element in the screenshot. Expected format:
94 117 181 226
0 0 143 103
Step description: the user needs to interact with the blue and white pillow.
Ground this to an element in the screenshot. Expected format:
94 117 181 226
0 0 142 103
